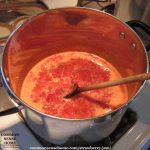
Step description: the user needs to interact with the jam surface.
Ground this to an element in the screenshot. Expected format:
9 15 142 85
20 52 128 119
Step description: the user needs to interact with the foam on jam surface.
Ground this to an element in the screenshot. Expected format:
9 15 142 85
20 52 128 119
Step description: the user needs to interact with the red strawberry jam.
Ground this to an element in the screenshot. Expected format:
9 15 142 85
20 52 128 119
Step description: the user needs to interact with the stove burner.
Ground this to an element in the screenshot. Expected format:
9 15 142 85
78 0 111 7
19 108 137 147
110 108 137 146
77 0 115 14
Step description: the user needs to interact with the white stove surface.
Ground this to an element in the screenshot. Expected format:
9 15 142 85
0 113 42 150
113 81 150 150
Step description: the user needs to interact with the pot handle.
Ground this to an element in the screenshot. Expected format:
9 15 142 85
0 80 24 116
0 105 23 116
0 57 24 116
126 20 150 51
0 46 3 87
0 75 2 87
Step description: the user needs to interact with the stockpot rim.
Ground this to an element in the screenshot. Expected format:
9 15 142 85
1 7 149 121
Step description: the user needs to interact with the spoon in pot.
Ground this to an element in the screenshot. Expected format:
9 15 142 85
64 72 150 98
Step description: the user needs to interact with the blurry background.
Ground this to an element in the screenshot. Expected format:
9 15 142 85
0 0 150 46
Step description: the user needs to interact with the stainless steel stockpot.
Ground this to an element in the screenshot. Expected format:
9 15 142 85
1 7 148 145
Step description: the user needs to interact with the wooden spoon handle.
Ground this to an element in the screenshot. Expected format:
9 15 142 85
80 72 150 92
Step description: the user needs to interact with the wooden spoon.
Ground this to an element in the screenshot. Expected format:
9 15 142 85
64 72 150 98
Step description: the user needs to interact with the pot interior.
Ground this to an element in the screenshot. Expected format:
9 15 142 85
2 8 147 108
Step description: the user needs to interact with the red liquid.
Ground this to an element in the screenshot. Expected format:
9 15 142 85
20 52 128 119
